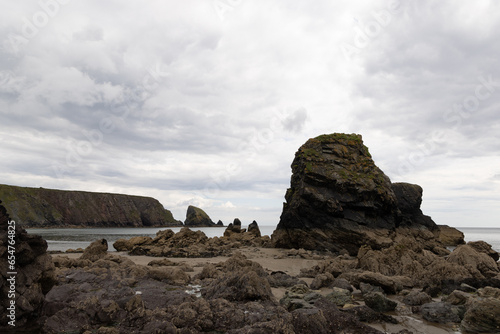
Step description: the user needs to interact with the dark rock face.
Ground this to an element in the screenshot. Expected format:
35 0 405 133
392 182 436 230
272 133 442 255
0 184 182 228
0 201 56 331
184 205 216 227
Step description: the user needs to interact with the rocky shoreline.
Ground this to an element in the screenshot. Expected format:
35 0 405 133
2 216 500 333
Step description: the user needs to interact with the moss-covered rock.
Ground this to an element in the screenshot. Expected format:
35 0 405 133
272 133 441 255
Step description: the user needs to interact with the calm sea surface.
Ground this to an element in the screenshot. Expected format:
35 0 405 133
460 227 500 252
26 226 500 253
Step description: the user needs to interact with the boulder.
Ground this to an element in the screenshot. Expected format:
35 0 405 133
310 273 335 290
437 225 465 246
478 286 500 299
443 290 472 305
184 205 215 227
271 133 441 255
113 236 153 252
268 271 305 288
468 240 499 261
363 292 397 312
340 305 398 324
202 270 274 302
402 290 432 306
359 282 384 295
421 302 463 324
81 239 109 261
0 201 56 330
325 287 352 307
461 298 500 333
447 244 499 279
356 271 409 295
331 278 353 292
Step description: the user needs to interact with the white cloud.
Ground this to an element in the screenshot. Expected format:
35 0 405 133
1 0 499 227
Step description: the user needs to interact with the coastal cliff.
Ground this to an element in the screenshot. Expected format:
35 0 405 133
0 184 182 228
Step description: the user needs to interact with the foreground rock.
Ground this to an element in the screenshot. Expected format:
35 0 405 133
0 201 56 331
0 184 182 228
43 248 392 333
271 133 459 255
461 297 500 333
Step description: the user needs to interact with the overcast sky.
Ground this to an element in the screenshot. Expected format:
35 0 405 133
1 1 499 228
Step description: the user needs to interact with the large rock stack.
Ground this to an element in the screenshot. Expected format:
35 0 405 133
272 133 454 255
0 201 56 331
184 205 216 227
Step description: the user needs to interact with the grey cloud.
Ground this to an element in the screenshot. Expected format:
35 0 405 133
282 107 308 133
72 25 104 42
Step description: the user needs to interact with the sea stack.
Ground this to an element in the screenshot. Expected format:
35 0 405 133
271 133 446 255
184 205 216 227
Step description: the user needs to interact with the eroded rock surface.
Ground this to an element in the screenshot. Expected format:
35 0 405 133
271 133 455 255
0 201 56 331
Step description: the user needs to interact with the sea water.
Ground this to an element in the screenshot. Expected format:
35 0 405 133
26 226 500 253
461 227 500 252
